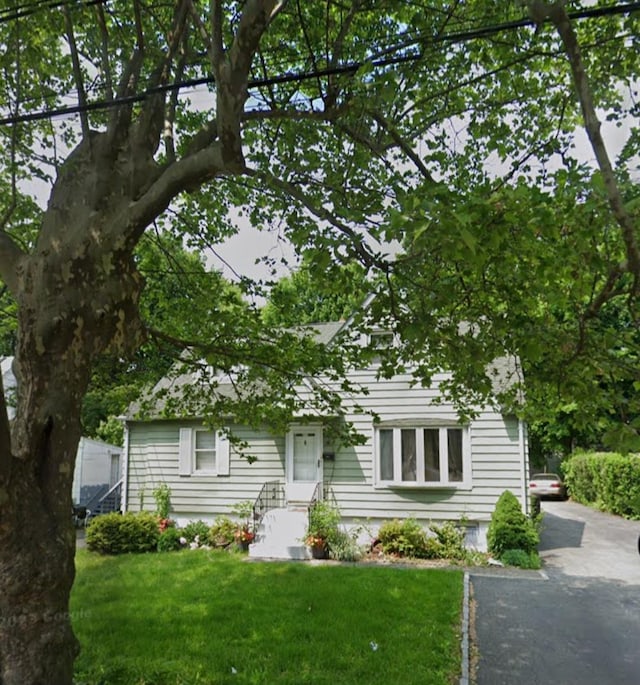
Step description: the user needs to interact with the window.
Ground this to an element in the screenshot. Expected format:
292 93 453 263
179 427 230 476
194 429 216 472
369 331 394 349
375 425 469 487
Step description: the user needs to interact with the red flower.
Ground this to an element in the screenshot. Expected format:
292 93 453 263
234 527 255 543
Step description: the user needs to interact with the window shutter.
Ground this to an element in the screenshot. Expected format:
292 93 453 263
178 427 192 476
217 430 230 476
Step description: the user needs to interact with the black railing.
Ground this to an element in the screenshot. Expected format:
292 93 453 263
253 480 285 524
308 483 339 517
81 484 109 515
323 483 339 509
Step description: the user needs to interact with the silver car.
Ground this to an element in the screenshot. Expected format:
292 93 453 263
529 473 567 499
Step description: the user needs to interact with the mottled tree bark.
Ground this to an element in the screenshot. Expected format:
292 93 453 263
0 3 283 680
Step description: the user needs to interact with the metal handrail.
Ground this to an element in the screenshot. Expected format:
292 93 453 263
98 478 123 505
252 480 284 524
81 484 109 513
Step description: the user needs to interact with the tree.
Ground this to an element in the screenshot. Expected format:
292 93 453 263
0 2 638 682
82 231 249 443
262 259 370 327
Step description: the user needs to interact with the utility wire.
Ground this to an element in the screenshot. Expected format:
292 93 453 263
0 1 638 127
0 0 106 23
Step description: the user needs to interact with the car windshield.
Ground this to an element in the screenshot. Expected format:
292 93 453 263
532 474 560 480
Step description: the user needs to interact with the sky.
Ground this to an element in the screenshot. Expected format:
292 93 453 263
22 80 637 289
209 112 636 285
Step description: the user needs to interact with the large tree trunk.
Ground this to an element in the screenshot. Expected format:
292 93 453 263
0 148 146 681
0 433 80 684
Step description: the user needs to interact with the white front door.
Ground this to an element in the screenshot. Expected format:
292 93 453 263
286 426 322 502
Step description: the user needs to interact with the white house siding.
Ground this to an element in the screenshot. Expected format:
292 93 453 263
126 421 286 524
127 365 527 549
317 369 526 538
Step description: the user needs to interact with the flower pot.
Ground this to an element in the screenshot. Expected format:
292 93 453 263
310 542 329 559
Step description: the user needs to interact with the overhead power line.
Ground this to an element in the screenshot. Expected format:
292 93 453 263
0 1 638 128
0 0 106 23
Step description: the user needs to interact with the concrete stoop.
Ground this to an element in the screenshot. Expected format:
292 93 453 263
249 507 311 560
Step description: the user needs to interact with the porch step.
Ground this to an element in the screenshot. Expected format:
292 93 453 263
249 507 311 560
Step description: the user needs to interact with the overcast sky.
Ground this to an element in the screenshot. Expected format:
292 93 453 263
23 92 636 289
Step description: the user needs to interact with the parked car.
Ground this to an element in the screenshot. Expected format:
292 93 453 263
529 473 567 500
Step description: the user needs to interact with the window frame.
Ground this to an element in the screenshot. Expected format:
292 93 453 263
192 428 217 474
374 423 471 489
178 426 230 477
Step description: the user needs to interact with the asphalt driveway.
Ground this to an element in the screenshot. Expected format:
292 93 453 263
471 500 640 685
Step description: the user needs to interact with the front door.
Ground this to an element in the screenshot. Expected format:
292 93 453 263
286 426 322 502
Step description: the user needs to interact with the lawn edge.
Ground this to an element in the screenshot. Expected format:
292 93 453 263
459 571 470 685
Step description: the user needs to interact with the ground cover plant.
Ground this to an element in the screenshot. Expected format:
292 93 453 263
71 550 462 685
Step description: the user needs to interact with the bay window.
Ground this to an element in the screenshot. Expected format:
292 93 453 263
376 424 469 487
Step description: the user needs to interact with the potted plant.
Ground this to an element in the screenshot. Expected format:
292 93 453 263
234 526 256 551
305 501 340 559
232 500 255 551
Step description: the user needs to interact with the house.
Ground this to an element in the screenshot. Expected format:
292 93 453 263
72 437 123 515
1 356 123 516
122 319 529 558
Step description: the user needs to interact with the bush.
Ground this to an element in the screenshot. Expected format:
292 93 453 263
562 452 640 519
152 484 171 519
158 526 183 552
182 520 210 544
487 491 539 557
328 529 364 562
86 512 159 555
378 518 428 558
429 521 468 561
500 548 541 569
306 501 341 544
208 516 236 548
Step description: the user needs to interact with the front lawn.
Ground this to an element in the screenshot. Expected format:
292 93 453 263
71 550 463 684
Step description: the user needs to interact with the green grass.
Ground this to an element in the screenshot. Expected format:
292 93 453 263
71 550 463 685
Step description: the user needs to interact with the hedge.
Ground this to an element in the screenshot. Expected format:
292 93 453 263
562 452 640 520
86 512 160 554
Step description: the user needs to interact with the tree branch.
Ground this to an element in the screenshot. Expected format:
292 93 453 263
64 5 90 138
94 1 113 102
215 0 283 167
367 109 436 184
246 166 390 271
325 0 361 108
0 232 25 295
539 2 640 281
126 142 228 240
135 0 191 157
211 0 225 71
106 0 146 146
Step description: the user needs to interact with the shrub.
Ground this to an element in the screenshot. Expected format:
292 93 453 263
182 520 210 544
208 516 236 548
563 452 640 519
500 548 541 570
428 521 468 561
86 512 160 555
306 501 341 544
487 491 539 557
152 484 171 519
158 526 183 552
378 518 428 557
328 529 364 562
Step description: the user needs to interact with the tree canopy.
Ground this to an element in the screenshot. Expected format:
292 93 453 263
0 2 639 681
